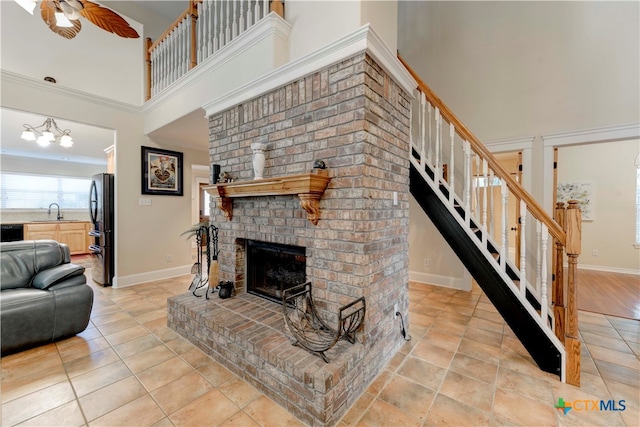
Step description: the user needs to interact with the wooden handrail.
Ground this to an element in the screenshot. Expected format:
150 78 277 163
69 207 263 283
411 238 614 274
148 5 193 53
398 54 566 243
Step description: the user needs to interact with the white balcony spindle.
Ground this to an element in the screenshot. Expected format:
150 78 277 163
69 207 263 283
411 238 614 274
247 0 253 26
232 0 238 38
263 0 268 19
213 0 219 52
254 0 260 23
239 0 246 33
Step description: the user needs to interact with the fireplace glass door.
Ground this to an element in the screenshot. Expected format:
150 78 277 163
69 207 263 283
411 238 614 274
246 240 306 303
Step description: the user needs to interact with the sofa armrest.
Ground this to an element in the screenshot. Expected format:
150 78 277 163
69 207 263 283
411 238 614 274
32 264 86 290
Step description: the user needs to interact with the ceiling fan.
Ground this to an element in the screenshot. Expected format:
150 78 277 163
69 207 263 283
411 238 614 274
15 0 139 39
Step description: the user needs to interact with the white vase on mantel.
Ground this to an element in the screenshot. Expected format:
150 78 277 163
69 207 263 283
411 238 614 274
251 142 266 180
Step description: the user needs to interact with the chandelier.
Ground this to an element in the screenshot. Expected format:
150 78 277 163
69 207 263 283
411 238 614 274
21 117 74 148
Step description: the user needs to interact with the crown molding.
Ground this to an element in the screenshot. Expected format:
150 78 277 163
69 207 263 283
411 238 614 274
203 24 417 117
0 70 140 114
542 123 640 147
484 136 535 152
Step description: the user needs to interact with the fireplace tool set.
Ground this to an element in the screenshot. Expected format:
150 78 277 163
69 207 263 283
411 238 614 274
184 221 219 299
282 281 365 363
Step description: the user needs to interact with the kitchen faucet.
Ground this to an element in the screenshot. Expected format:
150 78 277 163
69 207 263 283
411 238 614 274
48 203 63 221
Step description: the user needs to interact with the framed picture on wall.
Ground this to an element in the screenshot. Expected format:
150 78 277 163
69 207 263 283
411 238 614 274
141 146 184 196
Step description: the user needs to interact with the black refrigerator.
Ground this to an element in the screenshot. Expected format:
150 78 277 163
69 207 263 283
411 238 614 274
89 173 115 286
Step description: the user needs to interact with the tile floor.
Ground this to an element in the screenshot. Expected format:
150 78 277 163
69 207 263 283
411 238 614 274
1 275 638 426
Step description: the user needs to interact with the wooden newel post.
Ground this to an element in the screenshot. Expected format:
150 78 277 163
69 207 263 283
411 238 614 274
189 0 198 70
565 199 581 386
553 202 566 343
270 0 284 18
145 37 152 101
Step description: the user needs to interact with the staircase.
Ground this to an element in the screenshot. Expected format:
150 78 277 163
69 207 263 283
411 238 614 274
399 56 582 385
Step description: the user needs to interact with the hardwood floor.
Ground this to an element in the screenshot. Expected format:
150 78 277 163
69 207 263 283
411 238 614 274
577 268 640 320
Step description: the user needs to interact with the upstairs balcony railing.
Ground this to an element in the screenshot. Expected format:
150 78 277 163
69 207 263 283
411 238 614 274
145 0 284 100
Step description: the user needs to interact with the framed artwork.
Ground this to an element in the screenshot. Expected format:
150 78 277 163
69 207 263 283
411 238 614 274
557 181 594 221
141 146 183 196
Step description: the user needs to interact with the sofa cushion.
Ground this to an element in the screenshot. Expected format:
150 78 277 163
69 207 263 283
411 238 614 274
33 264 86 290
0 288 56 353
0 240 67 290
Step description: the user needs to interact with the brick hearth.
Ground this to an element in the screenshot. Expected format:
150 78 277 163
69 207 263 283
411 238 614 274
169 51 412 426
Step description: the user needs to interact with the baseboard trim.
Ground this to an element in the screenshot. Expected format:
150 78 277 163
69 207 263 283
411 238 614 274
409 271 472 291
576 264 640 276
113 264 192 288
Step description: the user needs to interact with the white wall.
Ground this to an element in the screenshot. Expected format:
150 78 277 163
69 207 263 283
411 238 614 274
0 1 145 106
398 1 640 141
558 139 640 273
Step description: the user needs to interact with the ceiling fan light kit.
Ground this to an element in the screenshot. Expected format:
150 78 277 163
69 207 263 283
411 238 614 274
15 0 140 39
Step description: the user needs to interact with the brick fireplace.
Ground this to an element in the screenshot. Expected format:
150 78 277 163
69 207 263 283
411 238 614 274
168 50 412 426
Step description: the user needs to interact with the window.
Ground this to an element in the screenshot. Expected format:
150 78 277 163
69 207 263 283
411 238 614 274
0 173 91 209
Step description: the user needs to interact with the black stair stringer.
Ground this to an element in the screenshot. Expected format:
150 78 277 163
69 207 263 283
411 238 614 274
410 164 561 377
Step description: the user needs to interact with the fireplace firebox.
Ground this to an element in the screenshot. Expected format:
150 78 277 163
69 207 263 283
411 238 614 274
246 240 306 303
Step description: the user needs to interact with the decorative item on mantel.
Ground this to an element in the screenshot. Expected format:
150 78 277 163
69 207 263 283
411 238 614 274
251 142 266 180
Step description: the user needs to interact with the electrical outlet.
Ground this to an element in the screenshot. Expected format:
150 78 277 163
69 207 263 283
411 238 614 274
592 249 599 257
423 258 430 268
166 254 172 262
394 303 398 316
393 191 398 206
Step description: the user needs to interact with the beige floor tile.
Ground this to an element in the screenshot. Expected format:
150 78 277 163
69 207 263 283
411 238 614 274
70 360 132 397
197 361 236 387
581 331 635 354
63 348 121 378
1 364 67 403
57 336 112 363
339 391 375 426
396 356 446 390
496 367 554 404
170 389 240 427
448 352 498 384
492 388 557 426
378 375 435 423
95 317 140 336
1 346 63 380
588 344 640 371
425 393 492 426
137 357 195 392
151 371 214 415
464 325 503 348
356 398 422 427
217 376 262 408
243 395 306 427
113 334 164 359
1 381 76 426
438 371 494 413
91 310 131 326
123 344 176 374
411 340 455 368
365 369 392 396
165 336 198 355
89 394 166 427
78 375 147 421
457 337 500 364
421 329 462 352
180 346 214 369
104 325 152 347
13 400 85 427
219 411 261 427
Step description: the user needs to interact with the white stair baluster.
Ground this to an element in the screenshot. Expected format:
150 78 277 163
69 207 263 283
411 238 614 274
463 140 471 222
474 154 480 219
519 200 527 295
420 92 426 168
427 102 432 165
489 169 495 238
482 159 488 243
435 107 441 182
540 223 549 323
449 122 455 204
536 221 542 293
500 180 508 270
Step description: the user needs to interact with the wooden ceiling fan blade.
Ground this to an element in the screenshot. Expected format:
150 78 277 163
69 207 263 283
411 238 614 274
40 0 81 39
79 0 139 39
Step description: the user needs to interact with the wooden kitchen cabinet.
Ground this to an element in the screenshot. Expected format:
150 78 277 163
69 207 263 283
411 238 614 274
24 222 90 255
23 223 57 241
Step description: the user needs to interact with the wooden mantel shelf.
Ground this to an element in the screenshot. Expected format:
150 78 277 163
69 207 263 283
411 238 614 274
203 170 330 225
